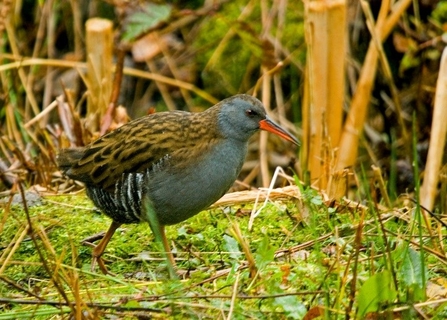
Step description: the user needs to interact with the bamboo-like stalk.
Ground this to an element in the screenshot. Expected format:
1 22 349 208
420 47 447 212
84 18 113 133
260 69 272 188
304 0 346 190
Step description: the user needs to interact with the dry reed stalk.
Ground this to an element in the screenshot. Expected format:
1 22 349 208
213 184 300 208
23 128 52 162
25 0 54 127
441 166 447 216
301 64 310 182
259 0 275 188
226 272 240 320
156 32 194 109
240 164 260 188
203 1 255 74
0 136 14 166
327 168 349 200
24 100 58 129
345 206 366 317
4 21 40 121
336 0 412 170
147 60 178 111
420 47 447 212
303 0 346 190
229 221 258 279
0 224 29 274
42 0 56 118
85 18 113 133
100 48 126 135
0 58 218 104
273 0 288 129
360 1 408 143
69 0 83 60
5 102 25 151
372 165 391 208
260 69 272 187
257 0 294 188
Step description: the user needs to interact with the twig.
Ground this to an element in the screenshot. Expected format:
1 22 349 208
0 225 29 274
141 291 324 302
17 181 71 312
0 275 44 301
23 100 58 129
0 298 163 313
345 206 365 318
0 290 323 310
372 165 392 207
248 166 296 230
226 272 240 320
229 220 258 279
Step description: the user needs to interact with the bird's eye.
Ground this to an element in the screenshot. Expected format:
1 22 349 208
245 109 257 117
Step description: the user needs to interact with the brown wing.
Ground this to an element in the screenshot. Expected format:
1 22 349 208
57 107 222 192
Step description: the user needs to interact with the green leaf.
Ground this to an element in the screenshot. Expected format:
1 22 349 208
357 271 397 318
401 248 426 301
254 234 275 269
399 51 420 73
401 247 425 288
310 195 323 206
273 295 307 319
223 234 242 260
122 3 172 42
123 299 140 308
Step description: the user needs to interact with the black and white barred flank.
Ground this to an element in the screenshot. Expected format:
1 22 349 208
85 154 172 224
86 171 146 224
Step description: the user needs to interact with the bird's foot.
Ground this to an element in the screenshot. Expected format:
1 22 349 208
81 238 115 275
81 222 121 275
91 253 116 276
80 232 106 244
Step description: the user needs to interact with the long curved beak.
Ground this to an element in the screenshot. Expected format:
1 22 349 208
259 116 300 146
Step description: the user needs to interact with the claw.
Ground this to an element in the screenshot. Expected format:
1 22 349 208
91 252 116 276
82 221 122 275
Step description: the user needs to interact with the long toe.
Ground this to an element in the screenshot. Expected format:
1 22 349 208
92 256 115 275
91 245 113 275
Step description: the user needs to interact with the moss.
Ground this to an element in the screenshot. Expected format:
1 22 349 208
0 188 444 318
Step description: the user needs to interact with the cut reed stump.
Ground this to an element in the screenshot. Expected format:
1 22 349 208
85 18 113 133
303 0 346 191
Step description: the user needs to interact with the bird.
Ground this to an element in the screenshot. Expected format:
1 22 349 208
57 94 299 276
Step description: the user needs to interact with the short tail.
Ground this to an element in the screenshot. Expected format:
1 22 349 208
56 148 84 171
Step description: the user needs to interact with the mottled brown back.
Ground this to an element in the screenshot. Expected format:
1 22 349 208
57 108 223 192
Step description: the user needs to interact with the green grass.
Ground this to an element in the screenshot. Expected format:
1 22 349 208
1 183 446 319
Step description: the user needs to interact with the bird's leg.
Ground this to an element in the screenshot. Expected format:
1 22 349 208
142 195 177 278
90 221 121 274
157 224 177 278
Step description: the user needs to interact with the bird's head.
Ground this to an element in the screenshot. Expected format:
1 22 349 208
217 94 299 145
